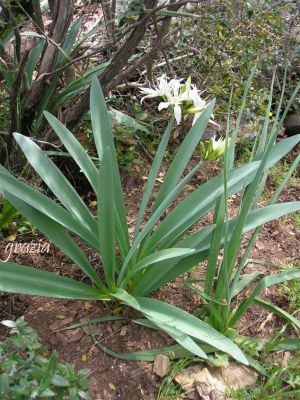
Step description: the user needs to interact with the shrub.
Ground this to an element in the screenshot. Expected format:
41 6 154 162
0 317 90 400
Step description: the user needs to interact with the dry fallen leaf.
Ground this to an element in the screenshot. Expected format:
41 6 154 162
108 383 117 391
84 302 93 310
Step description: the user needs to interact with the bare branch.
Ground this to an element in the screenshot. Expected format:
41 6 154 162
61 0 158 129
0 2 22 62
10 49 30 135
32 0 45 32
28 0 74 107
31 47 106 85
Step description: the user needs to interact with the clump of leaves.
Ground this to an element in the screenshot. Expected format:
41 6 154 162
0 199 33 239
0 200 18 235
0 317 90 400
280 263 300 313
230 352 300 400
0 88 10 133
175 0 300 119
183 70 300 338
157 358 193 400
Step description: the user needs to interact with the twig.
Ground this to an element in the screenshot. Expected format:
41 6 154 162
110 8 177 88
31 47 106 85
152 13 174 76
31 139 63 150
32 0 45 32
119 0 205 37
15 0 73 63
10 50 30 134
115 82 144 91
134 134 154 161
141 52 194 75
0 1 21 62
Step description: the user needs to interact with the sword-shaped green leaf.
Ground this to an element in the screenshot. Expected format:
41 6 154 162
14 133 97 234
44 111 98 192
98 147 116 289
230 270 300 327
90 77 130 259
0 262 102 300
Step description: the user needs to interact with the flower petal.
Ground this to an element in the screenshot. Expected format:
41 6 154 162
158 102 170 111
174 104 182 124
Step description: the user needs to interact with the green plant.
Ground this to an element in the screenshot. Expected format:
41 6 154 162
0 75 299 364
267 161 290 188
280 263 300 313
230 352 300 400
157 359 192 400
174 0 300 119
184 71 300 343
0 317 90 400
0 200 18 234
0 198 33 239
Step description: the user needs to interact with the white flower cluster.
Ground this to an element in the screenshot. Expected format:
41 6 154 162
140 75 212 125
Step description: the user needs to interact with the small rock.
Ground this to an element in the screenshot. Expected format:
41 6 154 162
68 328 84 343
55 332 69 346
175 363 257 400
221 363 257 389
79 335 92 347
175 366 226 399
120 326 127 336
255 242 264 250
108 382 117 391
79 318 104 336
284 114 300 136
112 320 122 331
153 354 171 377
48 335 58 346
282 351 291 367
50 316 74 331
195 368 226 400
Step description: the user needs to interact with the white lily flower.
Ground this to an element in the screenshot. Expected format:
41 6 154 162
168 78 183 96
159 78 186 123
140 75 218 127
185 85 207 124
152 76 185 124
140 74 172 103
158 97 182 124
211 135 225 151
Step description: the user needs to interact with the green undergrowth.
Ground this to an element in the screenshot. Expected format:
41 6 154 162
0 318 90 400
